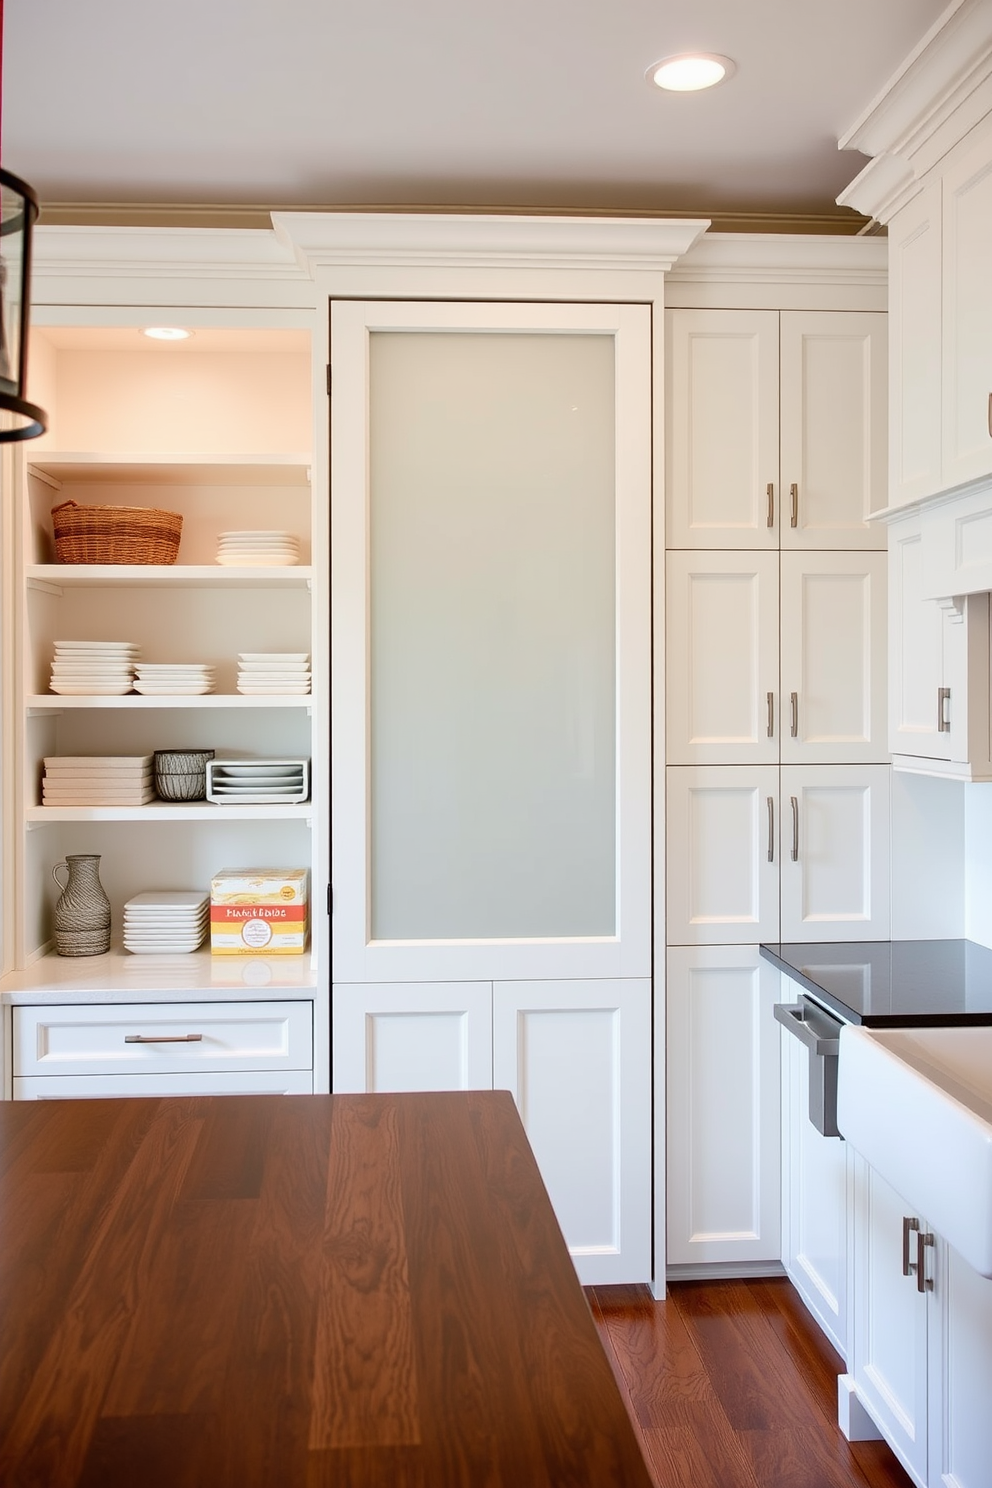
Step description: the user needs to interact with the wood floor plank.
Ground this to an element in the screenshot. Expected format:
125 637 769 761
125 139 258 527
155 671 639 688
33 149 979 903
640 1415 763 1488
591 1284 718 1427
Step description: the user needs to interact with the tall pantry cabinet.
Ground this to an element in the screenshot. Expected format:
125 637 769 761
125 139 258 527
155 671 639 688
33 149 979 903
0 231 328 1094
662 238 890 1273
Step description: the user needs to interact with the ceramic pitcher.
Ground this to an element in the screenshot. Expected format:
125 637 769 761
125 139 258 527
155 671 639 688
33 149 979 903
52 854 111 956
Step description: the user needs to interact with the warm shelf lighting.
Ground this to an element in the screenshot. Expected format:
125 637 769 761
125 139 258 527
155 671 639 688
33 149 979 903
142 327 192 341
646 53 735 92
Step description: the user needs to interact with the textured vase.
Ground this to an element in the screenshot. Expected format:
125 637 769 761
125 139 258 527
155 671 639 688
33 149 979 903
52 854 112 956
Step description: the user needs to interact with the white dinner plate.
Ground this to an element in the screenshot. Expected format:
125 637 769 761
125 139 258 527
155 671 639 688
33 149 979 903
50 683 134 695
238 653 309 663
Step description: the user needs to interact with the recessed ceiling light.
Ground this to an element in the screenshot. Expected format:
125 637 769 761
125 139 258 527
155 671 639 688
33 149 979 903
142 326 192 341
646 53 736 92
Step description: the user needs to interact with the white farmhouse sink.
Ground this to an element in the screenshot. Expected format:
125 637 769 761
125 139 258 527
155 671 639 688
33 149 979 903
837 1024 992 1277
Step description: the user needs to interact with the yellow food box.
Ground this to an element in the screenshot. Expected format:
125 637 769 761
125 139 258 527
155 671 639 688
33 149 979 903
210 867 309 955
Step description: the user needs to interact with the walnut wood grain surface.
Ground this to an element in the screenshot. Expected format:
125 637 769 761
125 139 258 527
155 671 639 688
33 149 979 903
0 1091 653 1488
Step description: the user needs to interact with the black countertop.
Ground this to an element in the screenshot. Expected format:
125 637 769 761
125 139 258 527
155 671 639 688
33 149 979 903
760 940 992 1026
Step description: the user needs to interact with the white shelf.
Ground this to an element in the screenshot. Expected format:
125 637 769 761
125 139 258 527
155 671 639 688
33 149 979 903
29 454 313 486
26 803 313 824
0 946 318 1002
27 564 313 590
27 694 313 711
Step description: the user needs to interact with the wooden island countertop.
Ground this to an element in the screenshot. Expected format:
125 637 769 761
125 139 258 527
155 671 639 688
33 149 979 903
0 1090 653 1487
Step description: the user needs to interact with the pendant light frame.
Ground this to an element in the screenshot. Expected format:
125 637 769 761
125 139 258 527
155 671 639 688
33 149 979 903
0 166 47 441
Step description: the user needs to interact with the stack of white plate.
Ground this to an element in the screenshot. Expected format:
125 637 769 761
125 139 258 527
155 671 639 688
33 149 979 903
206 758 310 803
123 890 210 954
50 640 138 696
133 663 216 696
237 653 311 695
43 754 155 806
216 531 300 567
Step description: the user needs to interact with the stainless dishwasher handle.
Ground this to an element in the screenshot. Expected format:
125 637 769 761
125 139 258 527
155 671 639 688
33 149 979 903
772 1002 840 1056
790 795 799 861
767 796 774 862
124 1033 204 1044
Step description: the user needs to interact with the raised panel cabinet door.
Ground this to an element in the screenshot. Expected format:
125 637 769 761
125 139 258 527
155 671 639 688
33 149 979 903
331 982 493 1093
780 1024 848 1359
779 311 887 550
849 1158 929 1486
665 308 780 549
942 119 992 491
666 766 780 945
779 765 891 943
666 550 779 765
666 946 781 1267
330 300 651 985
888 513 951 764
492 978 651 1286
888 181 943 508
930 1238 992 1488
780 551 888 765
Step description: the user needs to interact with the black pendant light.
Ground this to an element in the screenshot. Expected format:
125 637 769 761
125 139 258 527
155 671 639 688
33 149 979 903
0 167 47 440
0 0 47 441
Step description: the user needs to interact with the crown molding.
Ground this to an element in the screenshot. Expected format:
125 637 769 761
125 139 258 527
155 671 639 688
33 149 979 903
667 232 887 287
270 212 710 276
32 225 305 282
837 0 992 222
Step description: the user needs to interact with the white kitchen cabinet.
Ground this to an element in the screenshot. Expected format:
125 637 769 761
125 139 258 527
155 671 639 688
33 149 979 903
666 946 781 1267
666 550 886 766
667 764 891 946
844 1155 992 1488
493 978 651 1286
666 766 780 946
780 1021 849 1358
665 308 887 550
779 764 890 943
331 981 493 1093
888 510 992 780
887 181 943 508
941 116 992 494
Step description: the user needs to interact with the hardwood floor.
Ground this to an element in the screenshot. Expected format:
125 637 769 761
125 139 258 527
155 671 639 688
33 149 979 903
587 1278 914 1488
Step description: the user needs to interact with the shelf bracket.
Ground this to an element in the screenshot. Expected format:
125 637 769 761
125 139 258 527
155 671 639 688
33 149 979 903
935 594 966 624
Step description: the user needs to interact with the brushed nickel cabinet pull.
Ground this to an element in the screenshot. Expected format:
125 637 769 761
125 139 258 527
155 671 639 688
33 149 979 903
916 1229 935 1292
790 482 799 528
767 796 775 863
938 686 951 733
790 691 799 738
767 691 775 738
790 795 799 861
766 482 775 528
902 1215 920 1276
124 1033 204 1044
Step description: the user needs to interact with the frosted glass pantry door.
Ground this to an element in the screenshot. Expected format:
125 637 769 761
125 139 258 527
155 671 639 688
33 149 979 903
330 301 652 983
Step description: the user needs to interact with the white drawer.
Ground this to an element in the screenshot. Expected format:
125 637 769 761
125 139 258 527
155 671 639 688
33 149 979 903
13 1000 313 1078
13 1069 314 1099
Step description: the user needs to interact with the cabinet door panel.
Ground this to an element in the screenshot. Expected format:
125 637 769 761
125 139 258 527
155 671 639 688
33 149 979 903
888 182 943 507
666 309 779 549
942 121 992 491
666 551 779 765
888 514 950 762
666 766 780 945
493 979 651 1286
932 1239 992 1488
780 1024 848 1359
780 766 890 942
666 946 781 1266
779 312 887 549
780 551 887 764
332 981 493 1093
851 1160 929 1486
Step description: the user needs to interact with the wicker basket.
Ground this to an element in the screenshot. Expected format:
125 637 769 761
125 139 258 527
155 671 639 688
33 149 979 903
51 500 183 565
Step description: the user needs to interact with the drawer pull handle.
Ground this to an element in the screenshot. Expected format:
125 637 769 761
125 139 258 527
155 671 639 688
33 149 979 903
902 1215 920 1275
790 795 799 861
938 686 951 733
124 1033 204 1044
766 482 775 528
916 1228 935 1292
767 796 775 862
790 690 799 738
767 691 775 738
790 482 799 528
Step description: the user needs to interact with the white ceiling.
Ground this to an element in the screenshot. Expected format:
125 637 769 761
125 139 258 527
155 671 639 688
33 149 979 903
2 0 948 226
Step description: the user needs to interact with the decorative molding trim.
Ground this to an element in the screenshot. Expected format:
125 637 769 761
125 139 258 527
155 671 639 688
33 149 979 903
837 0 992 222
271 211 710 276
31 225 306 283
667 232 888 287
